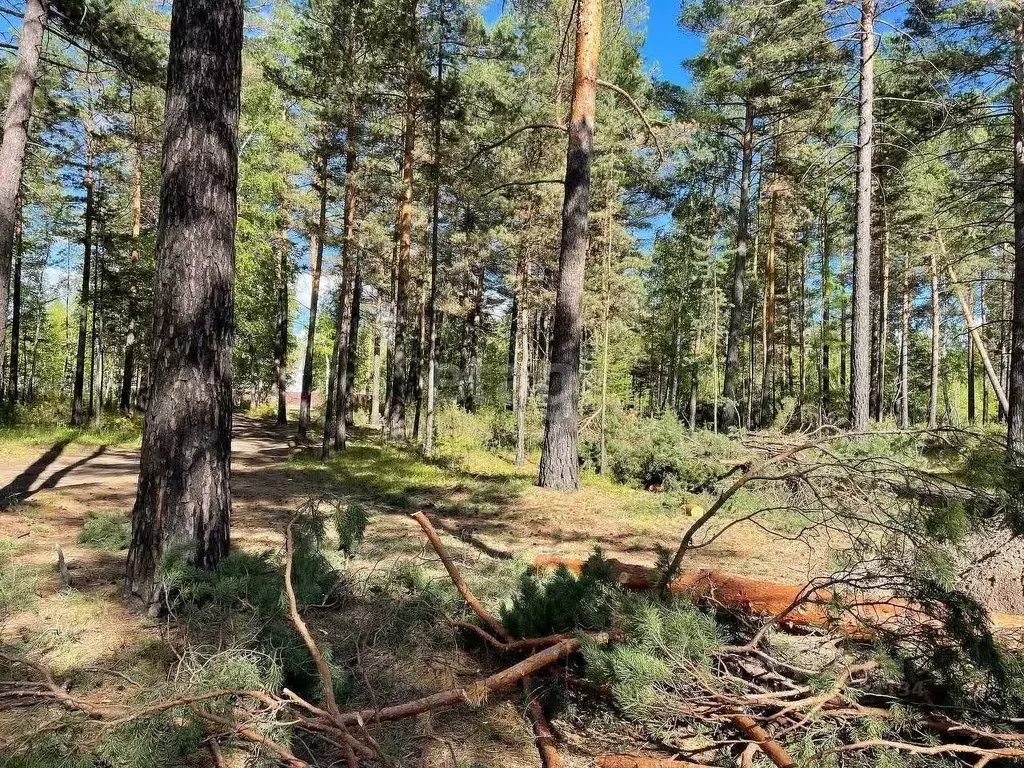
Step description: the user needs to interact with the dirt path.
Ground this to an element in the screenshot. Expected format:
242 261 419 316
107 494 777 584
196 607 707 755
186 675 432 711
0 416 296 507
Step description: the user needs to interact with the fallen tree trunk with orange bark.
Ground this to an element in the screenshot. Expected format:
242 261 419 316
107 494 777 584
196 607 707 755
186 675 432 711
533 555 1024 640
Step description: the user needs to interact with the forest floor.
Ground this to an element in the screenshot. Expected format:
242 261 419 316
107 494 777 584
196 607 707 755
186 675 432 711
0 415 832 767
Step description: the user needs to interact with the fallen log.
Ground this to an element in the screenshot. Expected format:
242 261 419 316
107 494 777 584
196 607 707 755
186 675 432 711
596 756 715 768
532 556 1024 640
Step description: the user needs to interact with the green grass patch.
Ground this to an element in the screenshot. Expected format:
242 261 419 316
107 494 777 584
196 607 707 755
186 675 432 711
0 540 38 617
77 511 132 551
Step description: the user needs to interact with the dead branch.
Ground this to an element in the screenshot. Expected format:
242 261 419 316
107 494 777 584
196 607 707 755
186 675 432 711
337 636 602 725
525 680 562 768
596 756 717 768
596 78 664 164
412 511 511 641
825 739 1024 761
461 123 566 171
728 715 797 768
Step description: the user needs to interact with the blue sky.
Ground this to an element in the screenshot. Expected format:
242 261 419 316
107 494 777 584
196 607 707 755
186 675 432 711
482 0 701 88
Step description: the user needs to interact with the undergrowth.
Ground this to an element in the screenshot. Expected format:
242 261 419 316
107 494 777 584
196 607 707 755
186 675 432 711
77 512 131 550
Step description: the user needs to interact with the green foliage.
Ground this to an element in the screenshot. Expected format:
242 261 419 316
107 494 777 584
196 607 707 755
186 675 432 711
602 413 738 491
77 511 131 551
501 552 617 638
162 507 350 703
583 596 722 717
335 503 369 556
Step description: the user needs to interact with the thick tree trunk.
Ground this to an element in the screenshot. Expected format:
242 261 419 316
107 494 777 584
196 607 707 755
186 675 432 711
387 30 416 441
850 0 876 431
72 101 95 427
0 0 47 376
8 202 22 403
929 248 940 430
538 0 601 490
120 145 143 415
126 0 242 612
1009 14 1024 456
722 102 754 429
298 149 329 438
275 205 290 426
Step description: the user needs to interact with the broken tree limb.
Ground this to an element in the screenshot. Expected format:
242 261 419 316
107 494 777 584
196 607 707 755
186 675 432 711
729 715 797 768
596 78 664 164
412 511 512 641
533 556 1024 639
596 757 716 768
338 636 602 725
946 262 1009 413
525 680 562 768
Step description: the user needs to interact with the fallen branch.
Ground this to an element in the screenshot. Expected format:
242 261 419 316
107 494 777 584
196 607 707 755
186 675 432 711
596 78 664 164
337 635 603 725
729 714 797 768
596 757 716 768
412 511 511 641
525 680 562 768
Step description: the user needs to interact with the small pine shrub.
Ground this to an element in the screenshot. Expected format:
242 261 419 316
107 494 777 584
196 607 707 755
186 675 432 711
582 596 722 717
77 511 132 550
501 551 617 638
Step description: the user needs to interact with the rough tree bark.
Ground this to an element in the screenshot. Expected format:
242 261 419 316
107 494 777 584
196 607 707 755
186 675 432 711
722 102 754 429
298 149 329 439
0 0 48 378
538 0 602 490
1009 12 1024 456
345 257 361 428
126 0 242 612
850 0 876 431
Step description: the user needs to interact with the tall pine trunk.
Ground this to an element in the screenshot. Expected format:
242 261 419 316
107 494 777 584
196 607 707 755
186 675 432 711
1009 13 1024 455
424 24 444 456
9 201 22 403
900 257 911 428
0 0 47 373
722 102 754 428
929 248 940 429
538 0 601 490
275 206 290 426
346 258 361 427
298 149 328 438
820 199 831 419
126 0 242 612
328 119 359 454
387 13 417 441
850 0 876 431
371 291 384 427
872 220 890 421
120 143 143 415
72 90 95 427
